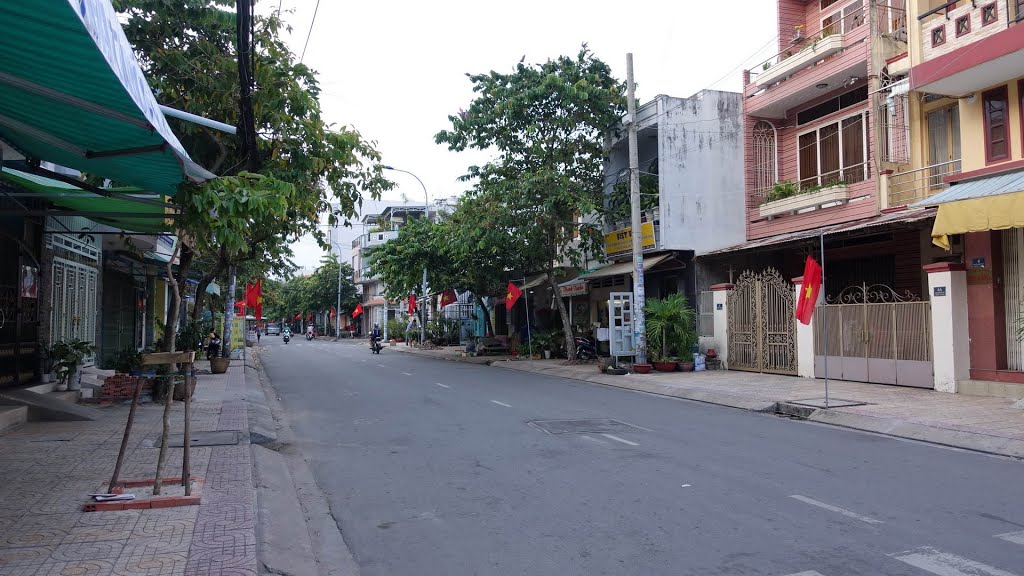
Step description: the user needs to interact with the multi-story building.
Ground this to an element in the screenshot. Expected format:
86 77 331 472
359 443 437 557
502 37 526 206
351 205 428 336
909 0 1024 394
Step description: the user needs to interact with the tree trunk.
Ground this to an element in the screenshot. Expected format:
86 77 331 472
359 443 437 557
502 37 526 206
547 270 576 360
161 243 193 353
190 266 223 322
152 379 173 495
182 362 192 494
475 294 493 337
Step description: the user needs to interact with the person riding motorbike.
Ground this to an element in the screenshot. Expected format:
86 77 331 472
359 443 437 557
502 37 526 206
370 323 382 352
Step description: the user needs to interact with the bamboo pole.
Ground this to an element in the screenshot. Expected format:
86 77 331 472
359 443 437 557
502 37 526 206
107 376 144 493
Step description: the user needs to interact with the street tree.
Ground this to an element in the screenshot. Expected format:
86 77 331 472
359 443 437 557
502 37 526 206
114 1 392 351
435 46 626 357
263 258 359 332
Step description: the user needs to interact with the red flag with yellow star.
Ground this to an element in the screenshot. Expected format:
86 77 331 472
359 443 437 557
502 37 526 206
505 281 522 311
440 290 458 308
795 256 822 325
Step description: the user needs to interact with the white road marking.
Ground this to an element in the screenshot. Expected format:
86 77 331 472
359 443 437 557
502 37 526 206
376 364 386 368
435 383 450 388
789 495 884 524
995 530 1024 546
601 433 639 446
490 400 512 408
681 484 691 488
784 572 826 576
401 372 412 376
578 434 608 445
889 546 1019 576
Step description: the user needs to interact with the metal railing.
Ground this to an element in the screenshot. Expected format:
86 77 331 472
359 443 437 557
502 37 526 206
887 159 960 207
749 5 867 84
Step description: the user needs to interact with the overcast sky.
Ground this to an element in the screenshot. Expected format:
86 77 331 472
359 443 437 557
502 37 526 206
263 0 778 273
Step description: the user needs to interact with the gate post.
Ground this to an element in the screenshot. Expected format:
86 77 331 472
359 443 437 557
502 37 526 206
710 283 733 369
924 263 969 393
792 275 817 378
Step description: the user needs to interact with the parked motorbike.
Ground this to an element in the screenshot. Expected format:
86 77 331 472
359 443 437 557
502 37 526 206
283 333 290 344
370 336 382 354
574 336 597 361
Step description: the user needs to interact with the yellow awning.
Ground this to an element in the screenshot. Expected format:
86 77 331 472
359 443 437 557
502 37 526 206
931 191 1024 250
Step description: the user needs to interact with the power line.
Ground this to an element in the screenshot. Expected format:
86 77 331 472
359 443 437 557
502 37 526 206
300 0 321 63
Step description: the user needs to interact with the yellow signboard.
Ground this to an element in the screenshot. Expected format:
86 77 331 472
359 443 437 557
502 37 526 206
605 221 656 255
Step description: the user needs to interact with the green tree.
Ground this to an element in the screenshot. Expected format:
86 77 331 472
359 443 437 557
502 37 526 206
435 46 626 356
263 257 359 333
113 1 392 350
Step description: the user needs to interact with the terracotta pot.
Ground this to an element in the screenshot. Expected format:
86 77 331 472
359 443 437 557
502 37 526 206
680 362 695 372
632 363 653 374
210 357 230 374
173 376 197 401
653 361 678 372
597 357 611 373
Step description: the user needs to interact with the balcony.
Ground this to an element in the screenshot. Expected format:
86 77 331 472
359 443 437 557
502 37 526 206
746 24 870 119
759 183 853 219
887 159 961 207
352 230 398 250
912 0 1024 96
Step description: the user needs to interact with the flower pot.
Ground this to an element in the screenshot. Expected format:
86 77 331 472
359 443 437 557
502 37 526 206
55 380 68 392
680 362 695 372
173 376 197 401
210 357 230 374
543 350 552 359
66 369 81 391
632 363 653 374
653 361 678 372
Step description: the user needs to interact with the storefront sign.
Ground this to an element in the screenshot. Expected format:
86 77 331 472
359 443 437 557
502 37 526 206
560 281 589 297
604 222 656 256
971 257 986 268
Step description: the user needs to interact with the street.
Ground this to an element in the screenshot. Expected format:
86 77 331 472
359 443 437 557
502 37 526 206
261 337 1024 576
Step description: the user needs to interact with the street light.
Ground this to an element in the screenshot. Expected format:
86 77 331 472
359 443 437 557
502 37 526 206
383 165 429 347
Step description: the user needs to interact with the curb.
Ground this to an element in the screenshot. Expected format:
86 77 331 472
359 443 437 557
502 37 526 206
402 350 1023 460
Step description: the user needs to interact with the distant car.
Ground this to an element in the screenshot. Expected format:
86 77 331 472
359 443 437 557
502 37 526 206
266 323 281 336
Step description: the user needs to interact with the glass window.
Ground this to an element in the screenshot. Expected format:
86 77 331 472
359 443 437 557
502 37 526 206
798 114 868 189
983 86 1010 162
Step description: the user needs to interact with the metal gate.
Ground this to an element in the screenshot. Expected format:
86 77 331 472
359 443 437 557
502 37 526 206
727 269 797 374
51 257 98 363
813 284 932 388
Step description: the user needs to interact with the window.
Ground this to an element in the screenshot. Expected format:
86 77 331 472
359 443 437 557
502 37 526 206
798 113 868 189
797 86 868 125
1016 0 1024 22
931 26 946 47
752 121 777 197
821 1 865 36
982 2 998 26
983 86 1010 163
926 106 961 186
955 15 971 36
821 0 841 9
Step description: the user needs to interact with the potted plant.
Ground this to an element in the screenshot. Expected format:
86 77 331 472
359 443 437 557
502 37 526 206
40 342 57 384
52 338 94 391
532 331 554 359
632 362 653 374
645 293 698 374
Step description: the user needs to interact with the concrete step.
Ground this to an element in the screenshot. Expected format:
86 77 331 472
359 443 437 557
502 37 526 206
960 379 1024 400
48 390 81 403
0 388 99 421
0 405 28 433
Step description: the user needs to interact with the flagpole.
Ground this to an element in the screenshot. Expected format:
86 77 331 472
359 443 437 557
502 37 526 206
524 287 533 358
820 232 829 409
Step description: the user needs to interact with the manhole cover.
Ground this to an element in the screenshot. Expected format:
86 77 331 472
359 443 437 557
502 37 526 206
152 430 239 447
529 419 641 435
788 398 867 408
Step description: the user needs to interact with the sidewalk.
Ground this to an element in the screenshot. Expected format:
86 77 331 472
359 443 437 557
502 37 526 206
0 363 257 575
394 346 1024 459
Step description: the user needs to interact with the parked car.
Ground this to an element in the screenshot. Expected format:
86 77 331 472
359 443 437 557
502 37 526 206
266 323 281 336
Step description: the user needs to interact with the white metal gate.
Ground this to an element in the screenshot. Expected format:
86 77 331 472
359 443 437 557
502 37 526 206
609 292 635 357
814 284 932 387
51 257 98 362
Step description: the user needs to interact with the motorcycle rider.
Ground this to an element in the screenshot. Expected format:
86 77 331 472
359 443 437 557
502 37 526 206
370 322 382 350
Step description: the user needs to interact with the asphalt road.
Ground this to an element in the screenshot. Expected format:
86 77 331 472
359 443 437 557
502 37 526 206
260 336 1024 576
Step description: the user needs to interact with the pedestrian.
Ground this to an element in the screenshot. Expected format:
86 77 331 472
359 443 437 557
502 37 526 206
206 330 221 359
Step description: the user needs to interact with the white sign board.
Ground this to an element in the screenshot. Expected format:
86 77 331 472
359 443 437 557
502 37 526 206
609 292 635 357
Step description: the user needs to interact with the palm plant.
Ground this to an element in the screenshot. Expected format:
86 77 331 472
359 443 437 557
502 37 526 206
645 293 698 361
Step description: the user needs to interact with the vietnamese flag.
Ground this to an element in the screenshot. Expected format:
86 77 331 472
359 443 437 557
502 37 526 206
795 256 823 325
505 281 522 311
294 312 302 320
440 290 457 308
247 280 263 320
352 303 363 318
408 294 417 315
307 312 313 322
330 306 337 320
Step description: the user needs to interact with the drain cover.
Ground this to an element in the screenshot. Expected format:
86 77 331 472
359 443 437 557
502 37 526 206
787 398 867 408
529 419 641 435
153 430 239 447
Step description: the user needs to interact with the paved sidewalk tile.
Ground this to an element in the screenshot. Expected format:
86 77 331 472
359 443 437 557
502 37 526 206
0 363 258 576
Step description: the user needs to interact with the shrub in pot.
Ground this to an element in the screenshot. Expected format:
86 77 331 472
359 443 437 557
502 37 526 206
52 338 93 391
645 293 698 374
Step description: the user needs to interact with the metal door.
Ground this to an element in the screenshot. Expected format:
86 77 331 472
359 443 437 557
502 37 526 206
609 292 635 357
814 284 932 387
727 269 797 374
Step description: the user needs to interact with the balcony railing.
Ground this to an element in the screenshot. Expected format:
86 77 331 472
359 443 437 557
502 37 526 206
887 159 961 207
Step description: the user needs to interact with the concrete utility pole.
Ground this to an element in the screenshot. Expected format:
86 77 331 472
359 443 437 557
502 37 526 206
329 232 343 338
383 166 429 347
626 53 647 364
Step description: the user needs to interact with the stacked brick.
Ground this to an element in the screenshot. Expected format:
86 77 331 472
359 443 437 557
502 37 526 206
100 374 152 399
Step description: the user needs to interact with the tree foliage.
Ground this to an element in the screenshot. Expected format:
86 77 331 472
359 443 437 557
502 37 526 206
434 46 626 354
263 258 359 329
113 0 392 348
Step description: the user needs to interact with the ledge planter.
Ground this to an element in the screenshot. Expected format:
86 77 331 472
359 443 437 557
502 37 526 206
680 361 695 372
209 357 230 374
759 184 852 219
756 32 847 87
653 360 679 372
632 363 653 374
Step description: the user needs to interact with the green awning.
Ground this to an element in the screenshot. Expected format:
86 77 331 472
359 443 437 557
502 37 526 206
1 167 171 233
0 0 214 196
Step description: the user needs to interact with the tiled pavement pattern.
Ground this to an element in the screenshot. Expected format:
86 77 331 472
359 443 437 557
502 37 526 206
0 364 258 576
396 346 1024 443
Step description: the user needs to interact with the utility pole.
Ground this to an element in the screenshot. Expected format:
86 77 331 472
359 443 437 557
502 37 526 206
382 166 429 347
626 53 647 365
